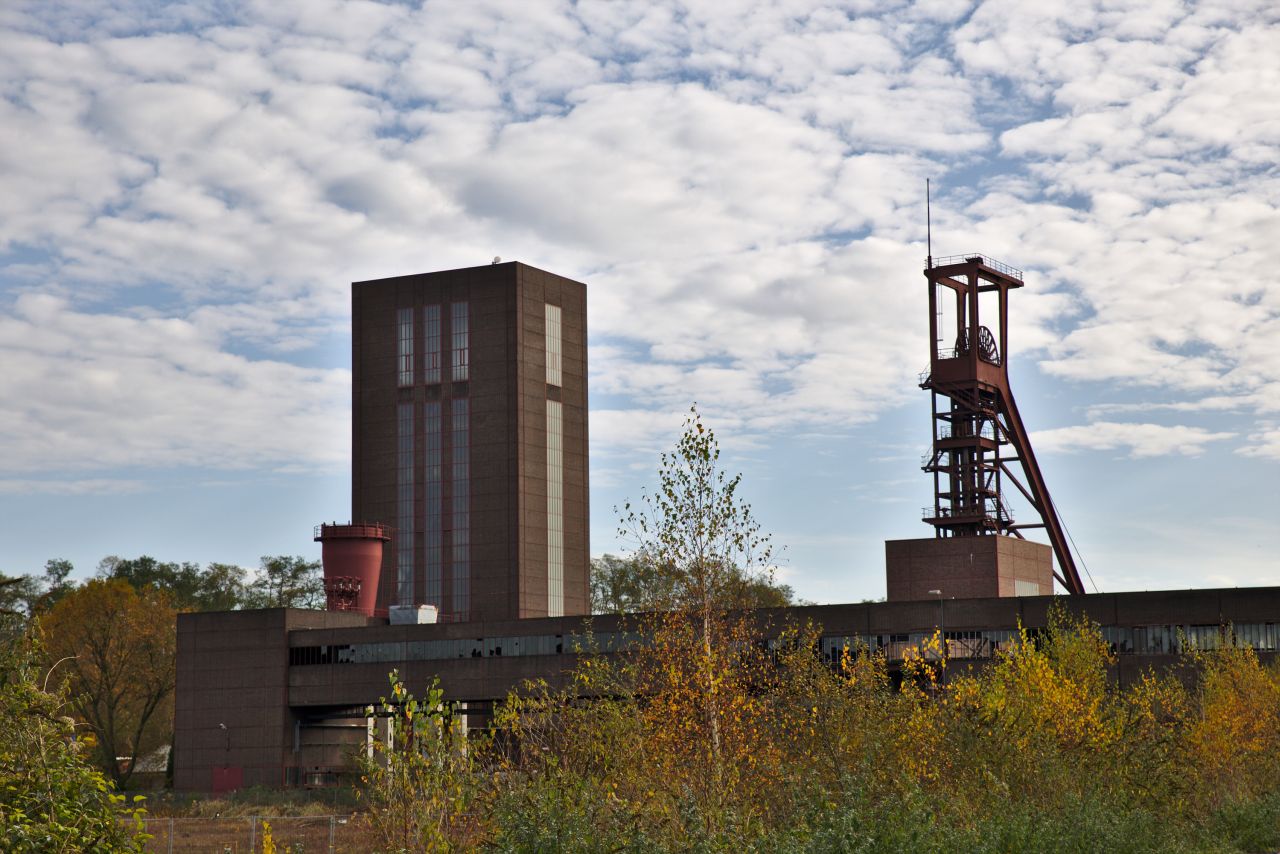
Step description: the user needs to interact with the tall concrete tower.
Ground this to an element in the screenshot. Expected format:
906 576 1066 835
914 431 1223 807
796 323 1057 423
351 261 589 622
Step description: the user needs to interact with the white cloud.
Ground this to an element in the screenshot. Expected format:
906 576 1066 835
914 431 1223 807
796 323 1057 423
1086 395 1257 418
0 0 1277 482
0 478 147 495
0 293 349 474
1032 421 1235 457
1238 422 1280 461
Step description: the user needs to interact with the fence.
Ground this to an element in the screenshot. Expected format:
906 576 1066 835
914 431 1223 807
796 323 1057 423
134 815 376 853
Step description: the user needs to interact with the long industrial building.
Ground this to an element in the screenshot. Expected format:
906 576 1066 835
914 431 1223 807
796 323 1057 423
174 256 1280 793
175 588 1280 790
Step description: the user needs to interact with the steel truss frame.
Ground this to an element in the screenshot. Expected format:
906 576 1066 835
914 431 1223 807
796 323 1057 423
920 256 1085 595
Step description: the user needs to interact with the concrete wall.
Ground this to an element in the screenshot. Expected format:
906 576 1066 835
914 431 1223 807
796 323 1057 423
174 609 368 792
885 536 1053 600
352 262 589 622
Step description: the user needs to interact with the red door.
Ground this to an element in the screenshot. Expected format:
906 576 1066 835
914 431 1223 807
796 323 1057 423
211 765 243 794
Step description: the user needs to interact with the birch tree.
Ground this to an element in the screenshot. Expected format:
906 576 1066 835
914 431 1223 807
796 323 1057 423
618 405 777 814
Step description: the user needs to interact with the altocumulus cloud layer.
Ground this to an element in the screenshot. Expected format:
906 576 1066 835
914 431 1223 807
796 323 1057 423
0 0 1277 502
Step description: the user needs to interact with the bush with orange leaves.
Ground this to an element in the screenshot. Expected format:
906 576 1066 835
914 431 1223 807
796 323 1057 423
1186 640 1280 807
485 409 1280 851
494 601 1280 852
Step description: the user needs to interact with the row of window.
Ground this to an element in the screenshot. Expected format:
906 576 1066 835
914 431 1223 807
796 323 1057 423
819 624 1280 660
399 398 469 616
452 399 470 618
396 304 472 618
545 304 562 387
289 631 644 666
397 303 468 388
545 304 563 617
424 401 443 607
1101 623 1280 654
289 624 1280 668
452 303 469 382
546 399 564 617
396 403 414 606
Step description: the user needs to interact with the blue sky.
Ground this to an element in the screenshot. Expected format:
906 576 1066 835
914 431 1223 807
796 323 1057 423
1 0 1277 602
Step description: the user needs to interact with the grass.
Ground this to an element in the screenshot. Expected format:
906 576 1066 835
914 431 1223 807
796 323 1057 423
143 785 362 818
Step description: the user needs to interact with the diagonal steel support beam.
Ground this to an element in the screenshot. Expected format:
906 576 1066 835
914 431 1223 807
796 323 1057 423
998 459 1040 512
998 390 1085 594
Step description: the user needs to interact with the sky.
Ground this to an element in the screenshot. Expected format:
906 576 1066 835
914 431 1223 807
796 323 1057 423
1 0 1277 603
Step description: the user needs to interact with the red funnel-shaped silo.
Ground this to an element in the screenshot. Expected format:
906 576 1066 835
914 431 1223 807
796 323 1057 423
314 522 390 616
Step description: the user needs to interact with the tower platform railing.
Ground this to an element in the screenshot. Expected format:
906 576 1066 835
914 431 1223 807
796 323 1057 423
927 253 1024 280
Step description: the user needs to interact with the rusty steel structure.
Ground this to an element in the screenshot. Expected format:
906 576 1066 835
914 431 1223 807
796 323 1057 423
323 576 362 611
315 522 391 616
919 253 1085 595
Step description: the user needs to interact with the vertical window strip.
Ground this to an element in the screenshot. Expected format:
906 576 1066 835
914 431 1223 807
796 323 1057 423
451 398 470 618
424 305 441 384
424 401 443 609
396 402 414 607
396 307 414 387
451 302 469 381
546 400 564 617
545 303 562 386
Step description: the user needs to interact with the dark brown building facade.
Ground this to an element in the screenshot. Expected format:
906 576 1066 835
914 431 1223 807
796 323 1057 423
173 587 1280 791
885 536 1053 601
352 262 589 622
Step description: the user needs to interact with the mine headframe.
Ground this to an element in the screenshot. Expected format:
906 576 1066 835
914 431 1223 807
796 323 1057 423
919 254 1085 596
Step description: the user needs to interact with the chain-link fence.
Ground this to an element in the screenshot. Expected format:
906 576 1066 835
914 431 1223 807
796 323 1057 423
136 815 376 853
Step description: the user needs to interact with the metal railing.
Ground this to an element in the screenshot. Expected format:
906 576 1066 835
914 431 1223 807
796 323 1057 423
927 253 1024 281
131 814 368 853
314 522 392 541
935 422 997 441
922 501 1014 525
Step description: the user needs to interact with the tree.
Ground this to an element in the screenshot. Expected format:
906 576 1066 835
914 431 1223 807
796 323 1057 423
721 566 795 609
194 563 249 611
589 553 672 614
1186 641 1280 806
359 671 483 851
0 617 148 851
98 555 251 611
618 406 777 616
0 560 78 623
244 555 324 609
617 405 780 828
591 552 794 614
39 559 76 612
40 580 177 788
98 556 197 609
0 572 42 619
496 408 791 845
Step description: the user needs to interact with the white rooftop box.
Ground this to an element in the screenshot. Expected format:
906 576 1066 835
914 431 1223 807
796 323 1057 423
388 604 439 625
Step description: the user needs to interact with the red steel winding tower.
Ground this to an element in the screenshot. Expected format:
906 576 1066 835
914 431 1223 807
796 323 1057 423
912 253 1084 596
886 242 1085 601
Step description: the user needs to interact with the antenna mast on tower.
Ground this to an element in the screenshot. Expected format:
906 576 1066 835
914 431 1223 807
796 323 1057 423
926 179 932 269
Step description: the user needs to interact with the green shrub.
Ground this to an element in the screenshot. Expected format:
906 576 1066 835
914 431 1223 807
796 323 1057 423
0 621 149 852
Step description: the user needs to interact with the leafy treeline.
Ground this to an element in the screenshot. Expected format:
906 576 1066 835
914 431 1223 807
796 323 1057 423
0 553 322 796
591 553 796 614
1 553 323 619
359 409 1280 853
475 613 1280 853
